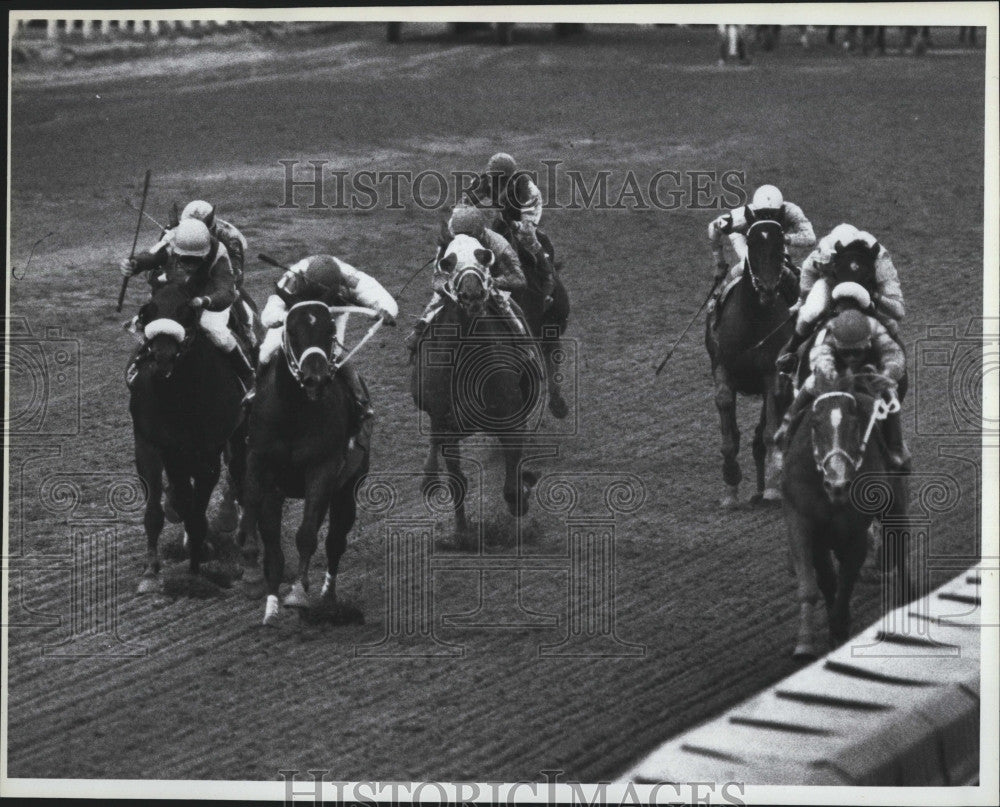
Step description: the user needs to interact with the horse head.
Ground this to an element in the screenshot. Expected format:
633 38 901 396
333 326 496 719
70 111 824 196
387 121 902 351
283 301 335 401
832 239 880 287
138 282 199 377
439 234 495 318
744 220 785 305
809 375 889 504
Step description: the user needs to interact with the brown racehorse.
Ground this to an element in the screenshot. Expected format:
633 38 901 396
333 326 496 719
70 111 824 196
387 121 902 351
411 235 543 534
706 220 797 507
782 374 908 659
494 221 571 419
237 301 370 625
129 282 248 592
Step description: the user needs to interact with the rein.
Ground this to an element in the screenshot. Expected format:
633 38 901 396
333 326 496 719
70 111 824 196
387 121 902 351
281 301 382 388
812 390 898 472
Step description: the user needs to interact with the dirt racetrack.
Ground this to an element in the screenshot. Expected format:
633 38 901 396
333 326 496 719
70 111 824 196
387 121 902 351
6 24 987 782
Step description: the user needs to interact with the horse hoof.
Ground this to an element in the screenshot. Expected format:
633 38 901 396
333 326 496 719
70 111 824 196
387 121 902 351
283 581 310 610
216 505 239 534
182 531 190 550
548 394 569 420
720 495 739 509
137 577 159 595
762 488 782 505
792 644 819 661
263 594 281 626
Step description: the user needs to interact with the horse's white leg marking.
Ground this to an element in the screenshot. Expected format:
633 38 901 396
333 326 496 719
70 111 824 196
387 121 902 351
263 594 280 625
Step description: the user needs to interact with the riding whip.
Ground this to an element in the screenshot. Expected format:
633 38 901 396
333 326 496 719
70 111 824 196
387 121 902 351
117 168 151 312
747 309 797 353
259 253 291 271
335 318 384 369
122 198 165 232
654 277 721 376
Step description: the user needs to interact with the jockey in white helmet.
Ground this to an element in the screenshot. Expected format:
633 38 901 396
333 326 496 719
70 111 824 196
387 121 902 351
777 223 905 369
180 200 249 288
708 184 816 289
121 219 254 388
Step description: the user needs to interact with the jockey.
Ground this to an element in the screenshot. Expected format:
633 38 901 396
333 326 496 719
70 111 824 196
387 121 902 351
774 307 909 469
465 152 556 305
778 223 905 368
178 201 249 289
120 219 254 388
708 184 815 288
405 205 528 355
123 199 249 289
256 254 397 423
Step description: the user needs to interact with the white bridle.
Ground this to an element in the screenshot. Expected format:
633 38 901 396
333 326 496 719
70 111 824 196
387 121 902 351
812 390 899 472
282 301 381 385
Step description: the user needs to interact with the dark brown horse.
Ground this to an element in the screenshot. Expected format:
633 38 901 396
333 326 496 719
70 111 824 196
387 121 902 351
129 282 248 592
411 235 543 533
495 221 571 419
706 220 796 507
782 374 908 659
237 301 370 625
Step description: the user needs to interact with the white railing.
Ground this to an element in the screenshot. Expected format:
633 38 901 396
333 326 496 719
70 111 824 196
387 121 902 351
14 19 232 40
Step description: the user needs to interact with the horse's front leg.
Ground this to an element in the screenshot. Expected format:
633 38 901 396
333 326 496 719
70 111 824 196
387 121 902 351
762 372 783 503
785 506 822 660
284 466 337 610
236 450 267 592
713 369 741 507
440 438 470 535
321 477 360 607
186 453 222 576
829 531 867 647
422 434 442 500
217 422 248 534
499 436 535 518
260 483 285 625
135 436 165 594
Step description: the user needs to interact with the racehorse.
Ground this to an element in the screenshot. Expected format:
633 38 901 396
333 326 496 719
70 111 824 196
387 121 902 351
705 220 796 507
411 235 543 533
781 374 908 659
237 301 370 625
129 282 249 593
494 220 571 420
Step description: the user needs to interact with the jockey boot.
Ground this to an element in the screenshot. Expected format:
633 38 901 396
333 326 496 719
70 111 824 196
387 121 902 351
534 250 557 310
125 340 150 389
883 411 912 471
405 319 428 358
227 343 255 393
773 386 815 448
776 329 806 374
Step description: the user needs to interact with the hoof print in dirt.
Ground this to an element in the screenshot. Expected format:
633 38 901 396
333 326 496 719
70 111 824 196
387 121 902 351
162 572 227 600
299 599 365 626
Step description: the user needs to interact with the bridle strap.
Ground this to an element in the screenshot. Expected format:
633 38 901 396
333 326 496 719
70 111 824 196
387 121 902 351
813 391 896 472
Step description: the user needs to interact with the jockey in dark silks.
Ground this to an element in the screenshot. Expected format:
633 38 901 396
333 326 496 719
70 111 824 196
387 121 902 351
464 152 556 306
405 205 530 355
120 218 254 388
255 254 398 427
774 306 910 470
778 223 906 370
